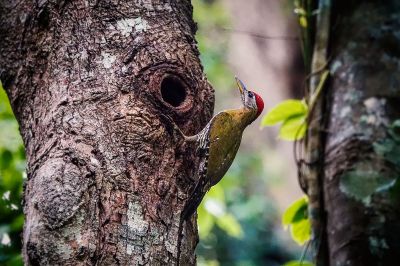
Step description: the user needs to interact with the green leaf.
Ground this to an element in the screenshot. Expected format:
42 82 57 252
198 183 244 239
0 150 13 169
197 204 215 239
206 183 225 202
6 254 23 266
0 120 23 152
291 218 311 245
10 214 24 232
299 16 308 28
282 196 308 227
198 258 220 266
216 213 243 239
283 260 314 266
204 198 225 217
279 115 307 140
0 83 15 119
261 99 308 127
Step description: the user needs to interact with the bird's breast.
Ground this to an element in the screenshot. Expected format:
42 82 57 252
206 117 244 186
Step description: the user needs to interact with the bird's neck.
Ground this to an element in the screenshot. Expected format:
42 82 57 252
226 108 258 129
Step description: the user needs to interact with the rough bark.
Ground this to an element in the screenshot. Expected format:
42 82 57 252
0 0 214 265
323 1 400 265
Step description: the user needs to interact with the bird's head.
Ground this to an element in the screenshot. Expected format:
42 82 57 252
236 77 264 117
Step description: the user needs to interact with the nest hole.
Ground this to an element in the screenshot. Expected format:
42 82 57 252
160 76 187 107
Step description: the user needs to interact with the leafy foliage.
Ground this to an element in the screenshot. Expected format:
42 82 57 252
198 184 243 239
261 100 307 126
282 196 308 227
282 196 310 245
261 100 308 140
279 115 307 141
0 83 25 266
283 260 314 266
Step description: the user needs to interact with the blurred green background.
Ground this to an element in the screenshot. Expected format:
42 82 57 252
0 84 25 265
0 0 305 265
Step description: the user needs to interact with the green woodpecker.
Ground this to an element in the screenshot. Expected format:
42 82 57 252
163 77 264 219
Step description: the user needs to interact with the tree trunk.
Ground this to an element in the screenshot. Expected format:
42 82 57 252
319 1 400 265
0 0 214 265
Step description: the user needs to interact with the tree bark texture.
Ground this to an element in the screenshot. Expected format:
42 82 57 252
0 0 214 265
323 2 400 265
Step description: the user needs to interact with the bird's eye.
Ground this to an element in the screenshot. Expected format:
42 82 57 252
248 92 253 98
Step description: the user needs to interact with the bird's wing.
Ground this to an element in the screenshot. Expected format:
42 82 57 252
181 112 232 220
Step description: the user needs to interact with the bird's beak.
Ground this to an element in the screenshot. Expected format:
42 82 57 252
235 76 247 104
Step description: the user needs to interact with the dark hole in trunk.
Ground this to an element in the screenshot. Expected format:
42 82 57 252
160 75 187 107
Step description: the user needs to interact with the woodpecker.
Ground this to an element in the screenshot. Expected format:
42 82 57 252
162 77 264 219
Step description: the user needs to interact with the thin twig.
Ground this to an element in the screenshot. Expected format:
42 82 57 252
219 27 300 41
